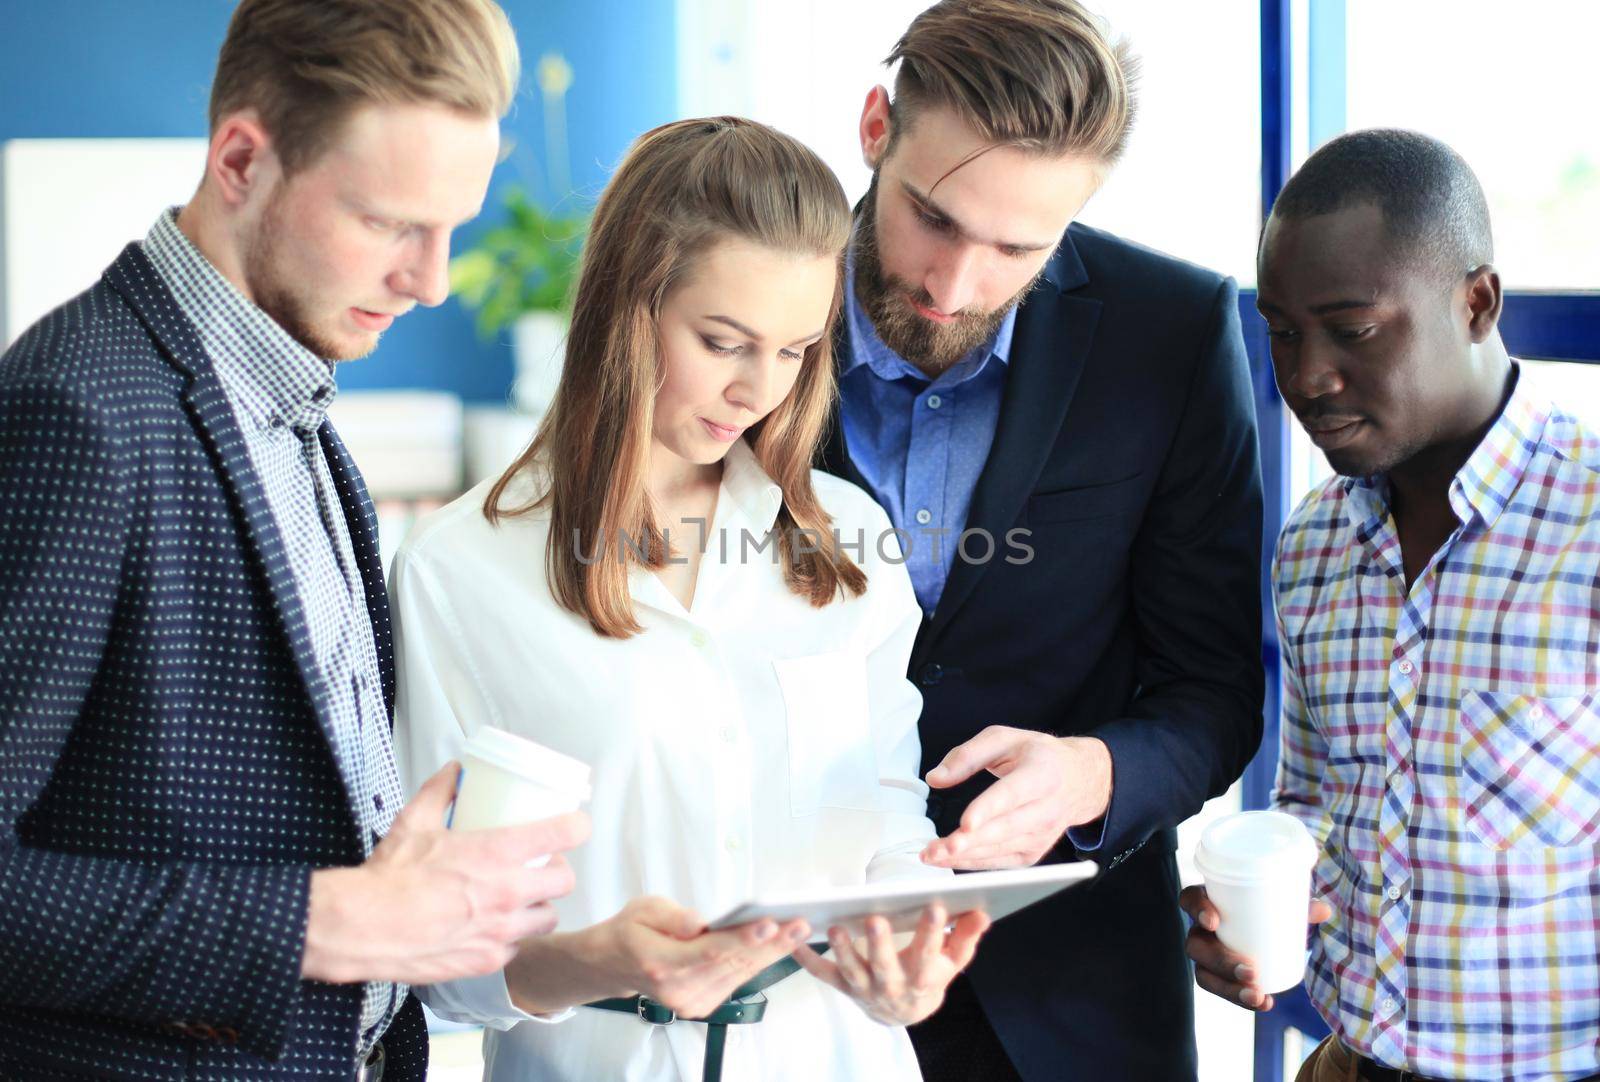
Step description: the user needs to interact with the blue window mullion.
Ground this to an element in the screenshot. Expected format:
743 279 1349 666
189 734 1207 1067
1500 295 1600 363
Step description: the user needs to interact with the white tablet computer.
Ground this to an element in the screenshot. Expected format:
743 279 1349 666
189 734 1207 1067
708 861 1098 942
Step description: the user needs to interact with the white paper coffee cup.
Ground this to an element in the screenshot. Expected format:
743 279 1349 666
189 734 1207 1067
449 727 592 866
1193 810 1319 993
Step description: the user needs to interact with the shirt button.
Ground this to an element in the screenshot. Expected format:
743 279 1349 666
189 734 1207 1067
1397 659 1414 675
915 509 933 526
721 726 737 743
926 395 943 410
690 630 709 649
1381 996 1398 1014
1386 884 1401 901
725 835 742 853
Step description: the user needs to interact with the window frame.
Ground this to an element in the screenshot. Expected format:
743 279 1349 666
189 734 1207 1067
1244 1 1600 1073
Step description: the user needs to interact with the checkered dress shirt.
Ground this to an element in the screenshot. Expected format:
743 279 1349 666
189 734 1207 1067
143 209 405 1055
1274 366 1600 1080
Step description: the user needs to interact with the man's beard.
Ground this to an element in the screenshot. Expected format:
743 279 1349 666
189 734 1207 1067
853 174 1044 376
244 192 372 362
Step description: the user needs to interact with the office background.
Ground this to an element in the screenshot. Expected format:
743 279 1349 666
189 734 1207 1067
0 0 675 402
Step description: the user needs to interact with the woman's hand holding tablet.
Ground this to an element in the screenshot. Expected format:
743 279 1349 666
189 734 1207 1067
706 863 1097 1024
793 904 990 1025
505 896 811 1018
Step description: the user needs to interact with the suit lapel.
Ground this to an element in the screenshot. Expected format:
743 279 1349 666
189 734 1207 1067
822 235 1104 652
320 424 396 719
104 244 351 768
919 286 1100 650
917 233 1102 653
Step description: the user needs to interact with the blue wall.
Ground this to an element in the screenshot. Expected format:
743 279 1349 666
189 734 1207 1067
0 0 678 403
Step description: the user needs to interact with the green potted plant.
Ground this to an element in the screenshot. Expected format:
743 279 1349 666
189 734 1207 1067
449 52 586 416
449 188 586 414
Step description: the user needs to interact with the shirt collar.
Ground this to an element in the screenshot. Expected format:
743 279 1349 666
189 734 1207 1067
1342 362 1546 532
719 437 785 534
624 438 783 618
1448 363 1546 528
841 242 1015 387
143 207 338 434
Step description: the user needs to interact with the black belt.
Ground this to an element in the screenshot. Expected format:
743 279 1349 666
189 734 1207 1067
587 956 803 1082
1352 1048 1600 1082
1351 1054 1436 1082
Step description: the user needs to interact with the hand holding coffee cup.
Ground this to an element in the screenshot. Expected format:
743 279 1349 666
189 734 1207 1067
1181 811 1329 1011
449 728 593 866
301 757 591 987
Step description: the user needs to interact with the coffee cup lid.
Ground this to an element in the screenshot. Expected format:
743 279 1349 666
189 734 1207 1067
1194 810 1317 883
461 727 592 800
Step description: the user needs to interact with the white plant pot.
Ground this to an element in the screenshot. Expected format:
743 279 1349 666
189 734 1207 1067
511 310 569 416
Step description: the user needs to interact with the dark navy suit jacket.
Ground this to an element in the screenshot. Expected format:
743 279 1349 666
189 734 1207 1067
823 222 1265 1080
0 245 427 1080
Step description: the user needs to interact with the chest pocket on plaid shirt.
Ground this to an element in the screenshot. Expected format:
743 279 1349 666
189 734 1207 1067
1459 690 1600 850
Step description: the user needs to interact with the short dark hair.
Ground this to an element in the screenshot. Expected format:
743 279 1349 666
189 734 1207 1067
886 0 1139 164
1267 128 1493 282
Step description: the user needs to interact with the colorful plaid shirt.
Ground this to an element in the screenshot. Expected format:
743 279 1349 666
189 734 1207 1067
1273 366 1600 1081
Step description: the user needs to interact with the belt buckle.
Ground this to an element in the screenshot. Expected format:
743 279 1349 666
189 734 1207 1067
356 1040 385 1082
1358 1056 1418 1082
636 997 676 1025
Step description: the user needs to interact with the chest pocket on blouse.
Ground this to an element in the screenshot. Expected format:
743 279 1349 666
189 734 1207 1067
1458 689 1600 850
773 651 881 816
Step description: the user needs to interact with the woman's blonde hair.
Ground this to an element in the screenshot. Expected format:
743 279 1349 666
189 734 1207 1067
209 0 520 175
485 116 862 639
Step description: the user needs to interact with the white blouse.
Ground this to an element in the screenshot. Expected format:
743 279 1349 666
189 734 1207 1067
390 439 946 1082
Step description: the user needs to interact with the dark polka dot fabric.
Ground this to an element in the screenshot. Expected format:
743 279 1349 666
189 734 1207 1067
143 208 407 1051
0 243 427 1080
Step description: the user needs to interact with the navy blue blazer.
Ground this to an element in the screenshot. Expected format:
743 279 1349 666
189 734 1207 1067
0 244 427 1080
824 223 1265 1080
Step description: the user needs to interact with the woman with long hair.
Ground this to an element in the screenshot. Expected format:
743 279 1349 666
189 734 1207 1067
390 117 987 1081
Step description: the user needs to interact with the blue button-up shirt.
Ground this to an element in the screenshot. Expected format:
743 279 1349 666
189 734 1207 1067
838 256 1015 616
